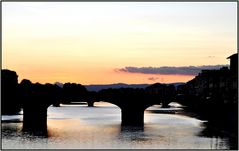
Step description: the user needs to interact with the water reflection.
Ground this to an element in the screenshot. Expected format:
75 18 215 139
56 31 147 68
2 103 235 149
121 125 144 132
119 126 148 142
1 123 22 138
198 121 236 149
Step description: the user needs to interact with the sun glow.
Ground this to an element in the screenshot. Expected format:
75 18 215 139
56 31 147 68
2 2 237 84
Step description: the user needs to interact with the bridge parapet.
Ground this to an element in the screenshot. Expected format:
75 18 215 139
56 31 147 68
97 88 160 109
95 88 166 126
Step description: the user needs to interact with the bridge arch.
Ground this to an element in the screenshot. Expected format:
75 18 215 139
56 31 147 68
87 97 161 127
21 87 175 134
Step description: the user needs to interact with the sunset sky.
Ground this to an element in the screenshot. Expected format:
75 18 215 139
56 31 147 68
2 2 237 84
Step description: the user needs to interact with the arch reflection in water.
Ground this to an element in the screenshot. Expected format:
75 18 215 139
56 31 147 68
2 102 232 149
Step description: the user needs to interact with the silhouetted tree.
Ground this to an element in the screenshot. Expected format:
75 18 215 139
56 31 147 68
52 84 62 107
62 83 88 103
2 69 21 114
145 83 176 107
19 79 33 106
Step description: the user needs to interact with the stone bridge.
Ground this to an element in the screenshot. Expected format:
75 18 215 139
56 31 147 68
2 69 176 135
22 87 175 135
92 88 163 126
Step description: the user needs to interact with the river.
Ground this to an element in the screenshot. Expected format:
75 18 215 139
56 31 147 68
1 102 231 149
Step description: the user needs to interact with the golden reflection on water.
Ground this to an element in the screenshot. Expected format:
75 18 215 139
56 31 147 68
47 119 122 146
2 103 231 149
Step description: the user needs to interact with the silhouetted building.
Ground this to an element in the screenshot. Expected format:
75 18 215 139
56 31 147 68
184 53 238 104
227 53 238 103
227 53 238 74
177 53 238 148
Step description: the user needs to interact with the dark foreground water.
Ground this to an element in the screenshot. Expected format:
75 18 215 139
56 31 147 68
2 102 232 149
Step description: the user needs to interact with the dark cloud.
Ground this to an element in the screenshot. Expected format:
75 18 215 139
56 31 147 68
117 65 229 75
148 77 159 81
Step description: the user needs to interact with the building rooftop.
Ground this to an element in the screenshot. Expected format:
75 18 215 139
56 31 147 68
227 53 238 59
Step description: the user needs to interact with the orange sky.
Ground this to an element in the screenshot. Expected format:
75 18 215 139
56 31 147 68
2 2 237 84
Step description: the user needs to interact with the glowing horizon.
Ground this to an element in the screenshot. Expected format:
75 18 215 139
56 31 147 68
2 2 237 84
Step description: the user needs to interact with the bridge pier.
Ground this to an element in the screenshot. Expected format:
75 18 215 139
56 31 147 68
87 101 94 107
161 100 170 108
121 108 144 126
53 102 60 107
22 106 48 135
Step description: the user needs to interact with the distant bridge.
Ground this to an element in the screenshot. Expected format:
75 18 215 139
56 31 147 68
22 87 175 135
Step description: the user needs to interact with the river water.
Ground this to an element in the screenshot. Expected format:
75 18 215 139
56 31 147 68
2 102 231 149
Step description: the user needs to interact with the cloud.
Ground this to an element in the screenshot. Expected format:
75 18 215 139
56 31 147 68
148 77 159 81
117 65 229 75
